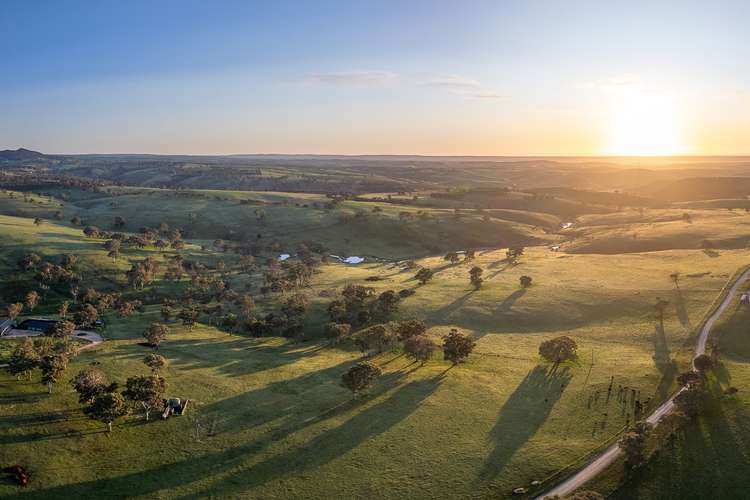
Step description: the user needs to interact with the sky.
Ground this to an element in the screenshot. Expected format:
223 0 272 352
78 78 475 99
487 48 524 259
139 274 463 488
1 0 749 156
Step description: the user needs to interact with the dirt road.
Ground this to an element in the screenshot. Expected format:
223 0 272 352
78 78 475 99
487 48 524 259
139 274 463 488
537 267 750 499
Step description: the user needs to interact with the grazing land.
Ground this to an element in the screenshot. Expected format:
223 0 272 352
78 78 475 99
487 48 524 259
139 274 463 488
2 154 750 498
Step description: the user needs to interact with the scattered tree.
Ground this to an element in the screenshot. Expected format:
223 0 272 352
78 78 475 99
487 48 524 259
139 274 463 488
74 304 99 328
178 307 199 330
519 275 533 288
50 320 75 339
58 300 70 319
325 322 351 345
669 271 680 288
506 246 524 264
69 367 108 404
618 421 652 470
444 252 461 265
160 303 173 322
83 225 101 238
6 302 23 322
123 375 167 421
693 353 713 373
25 291 39 312
415 268 434 285
539 336 578 367
677 370 701 388
327 299 348 323
17 252 41 271
85 392 128 432
143 353 168 372
374 290 400 319
674 384 705 418
60 254 78 269
143 322 169 347
40 352 69 393
442 329 475 365
341 361 382 397
356 324 397 354
469 266 484 290
7 338 39 380
394 319 427 341
404 335 437 364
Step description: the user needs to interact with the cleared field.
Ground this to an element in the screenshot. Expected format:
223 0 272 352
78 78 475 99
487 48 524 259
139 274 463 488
4 186 554 258
565 209 750 253
1 216 747 498
595 279 750 499
2 177 750 498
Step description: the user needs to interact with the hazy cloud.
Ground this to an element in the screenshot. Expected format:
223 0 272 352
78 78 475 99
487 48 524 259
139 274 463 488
307 70 398 86
423 75 502 99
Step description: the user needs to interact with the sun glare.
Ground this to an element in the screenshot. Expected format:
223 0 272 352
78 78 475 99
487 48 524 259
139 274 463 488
605 92 687 156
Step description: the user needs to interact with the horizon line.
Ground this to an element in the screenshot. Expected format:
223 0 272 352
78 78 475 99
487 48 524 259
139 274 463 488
11 148 750 160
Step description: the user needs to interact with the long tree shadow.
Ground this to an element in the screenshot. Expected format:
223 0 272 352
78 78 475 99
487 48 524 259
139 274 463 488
714 303 750 362
672 288 692 330
188 373 446 497
3 366 431 500
496 289 526 314
435 291 474 322
652 322 670 370
0 427 105 445
478 365 572 481
652 321 678 400
487 261 512 279
0 409 86 428
200 359 418 438
113 336 330 378
612 399 750 499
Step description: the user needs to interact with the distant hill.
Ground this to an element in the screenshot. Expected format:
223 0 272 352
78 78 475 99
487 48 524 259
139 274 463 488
647 177 750 202
0 148 48 162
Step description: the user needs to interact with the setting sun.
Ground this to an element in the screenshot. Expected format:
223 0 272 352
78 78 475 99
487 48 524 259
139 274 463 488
605 92 687 156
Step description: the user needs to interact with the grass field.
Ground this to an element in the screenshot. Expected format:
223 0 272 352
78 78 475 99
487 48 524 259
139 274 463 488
2 186 554 258
588 279 750 499
2 179 750 498
567 208 750 254
1 211 748 498
0 213 214 310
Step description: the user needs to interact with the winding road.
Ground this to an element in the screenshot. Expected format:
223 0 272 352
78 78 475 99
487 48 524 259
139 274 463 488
537 267 750 499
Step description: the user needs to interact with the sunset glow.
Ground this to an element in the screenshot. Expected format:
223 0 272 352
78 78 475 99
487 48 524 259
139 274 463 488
1 1 749 155
605 92 687 156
